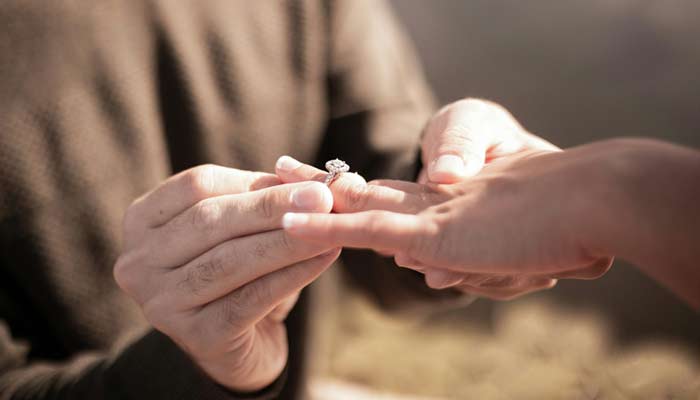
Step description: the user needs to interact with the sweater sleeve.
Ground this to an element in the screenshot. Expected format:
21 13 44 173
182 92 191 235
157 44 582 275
318 0 474 312
0 324 285 400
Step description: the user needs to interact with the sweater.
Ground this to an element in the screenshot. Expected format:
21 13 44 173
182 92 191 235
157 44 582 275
0 0 444 399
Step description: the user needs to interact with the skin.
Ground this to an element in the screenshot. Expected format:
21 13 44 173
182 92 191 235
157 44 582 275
276 99 605 299
281 139 700 310
421 98 559 183
115 98 697 392
114 99 552 391
114 165 340 391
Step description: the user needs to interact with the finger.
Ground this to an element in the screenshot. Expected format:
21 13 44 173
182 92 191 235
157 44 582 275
425 99 522 183
267 291 300 321
394 253 426 269
332 179 430 214
165 230 333 309
129 165 281 228
460 274 555 289
282 211 432 253
141 181 333 269
276 155 430 213
423 268 466 289
199 248 341 334
275 155 328 183
551 257 613 280
455 277 557 301
417 168 429 184
424 103 488 183
367 179 428 195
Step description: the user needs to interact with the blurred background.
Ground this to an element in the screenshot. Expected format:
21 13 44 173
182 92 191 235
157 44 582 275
312 1 700 398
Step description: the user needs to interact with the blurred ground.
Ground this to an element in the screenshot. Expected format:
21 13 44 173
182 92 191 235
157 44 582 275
316 294 699 399
311 1 700 399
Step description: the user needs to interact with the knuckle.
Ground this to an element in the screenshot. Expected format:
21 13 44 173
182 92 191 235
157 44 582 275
178 256 225 296
217 283 269 331
217 293 245 330
190 199 223 232
273 231 295 254
184 164 218 200
247 172 282 191
113 255 133 292
341 183 370 212
113 253 146 301
242 282 270 308
251 240 271 258
256 189 281 219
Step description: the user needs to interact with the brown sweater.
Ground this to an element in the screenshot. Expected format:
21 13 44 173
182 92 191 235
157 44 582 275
0 0 442 398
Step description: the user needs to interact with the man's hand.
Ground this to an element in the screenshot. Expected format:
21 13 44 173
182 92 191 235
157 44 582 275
421 98 558 184
113 165 339 392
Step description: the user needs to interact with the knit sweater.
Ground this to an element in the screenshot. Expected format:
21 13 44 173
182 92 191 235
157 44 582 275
0 0 443 398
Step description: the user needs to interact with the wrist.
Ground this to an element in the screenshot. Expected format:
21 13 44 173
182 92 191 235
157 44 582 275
574 138 675 263
569 138 649 260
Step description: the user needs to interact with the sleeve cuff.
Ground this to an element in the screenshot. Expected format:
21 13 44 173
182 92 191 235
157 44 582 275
105 330 286 400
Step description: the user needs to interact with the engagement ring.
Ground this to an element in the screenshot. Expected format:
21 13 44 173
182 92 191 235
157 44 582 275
324 159 350 186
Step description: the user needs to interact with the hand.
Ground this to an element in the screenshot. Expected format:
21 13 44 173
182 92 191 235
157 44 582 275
275 155 586 300
274 98 565 300
113 165 340 392
279 149 614 300
421 98 559 184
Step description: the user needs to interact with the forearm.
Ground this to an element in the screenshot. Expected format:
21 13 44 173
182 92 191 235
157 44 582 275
586 138 700 309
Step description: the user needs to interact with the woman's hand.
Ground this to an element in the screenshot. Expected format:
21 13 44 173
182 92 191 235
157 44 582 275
279 147 615 300
275 98 583 300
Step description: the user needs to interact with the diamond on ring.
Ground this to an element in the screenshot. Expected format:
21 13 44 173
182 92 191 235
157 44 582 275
324 158 350 186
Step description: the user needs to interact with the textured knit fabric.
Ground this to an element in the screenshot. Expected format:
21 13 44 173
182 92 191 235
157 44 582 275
0 1 439 398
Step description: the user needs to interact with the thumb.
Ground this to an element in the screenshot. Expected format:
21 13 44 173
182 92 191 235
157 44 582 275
425 102 492 184
427 126 486 184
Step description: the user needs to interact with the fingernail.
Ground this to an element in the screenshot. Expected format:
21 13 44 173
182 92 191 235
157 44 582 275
430 155 465 178
428 279 455 290
282 212 310 229
276 155 302 172
290 182 333 210
426 270 464 290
